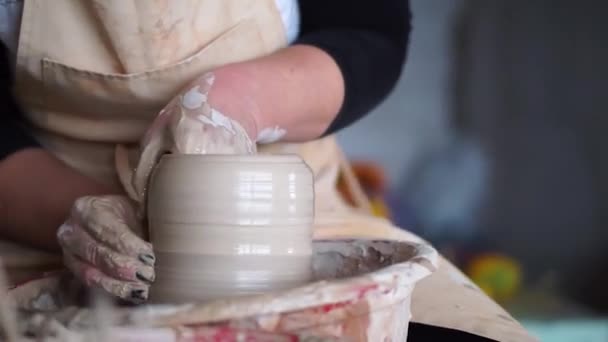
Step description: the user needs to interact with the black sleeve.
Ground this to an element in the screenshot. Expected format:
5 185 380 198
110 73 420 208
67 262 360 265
0 41 40 160
296 0 412 135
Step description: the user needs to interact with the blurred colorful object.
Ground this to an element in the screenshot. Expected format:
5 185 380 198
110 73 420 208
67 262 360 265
369 198 390 218
466 253 522 302
338 161 392 219
337 160 523 304
522 319 608 342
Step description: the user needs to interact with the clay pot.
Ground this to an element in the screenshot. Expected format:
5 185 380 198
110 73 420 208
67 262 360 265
147 154 314 303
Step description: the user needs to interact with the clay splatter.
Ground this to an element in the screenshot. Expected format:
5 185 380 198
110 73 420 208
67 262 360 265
257 126 287 144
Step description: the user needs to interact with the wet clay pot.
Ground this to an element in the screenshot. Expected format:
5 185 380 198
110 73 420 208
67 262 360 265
147 154 314 303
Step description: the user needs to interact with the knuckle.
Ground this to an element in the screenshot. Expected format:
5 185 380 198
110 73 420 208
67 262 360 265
56 223 74 244
115 196 132 212
93 196 113 209
73 196 91 211
104 249 126 266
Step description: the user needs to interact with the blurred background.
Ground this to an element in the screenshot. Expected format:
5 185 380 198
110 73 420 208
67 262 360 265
337 0 608 340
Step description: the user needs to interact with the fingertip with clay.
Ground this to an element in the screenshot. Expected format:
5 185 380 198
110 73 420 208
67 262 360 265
136 270 155 283
64 253 151 303
139 253 156 266
130 288 149 302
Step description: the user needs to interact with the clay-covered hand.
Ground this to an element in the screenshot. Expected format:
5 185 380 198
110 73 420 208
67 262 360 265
57 195 155 303
118 72 260 202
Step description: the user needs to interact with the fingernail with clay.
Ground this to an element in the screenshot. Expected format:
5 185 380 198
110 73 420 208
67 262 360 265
139 254 155 266
136 270 155 283
131 289 148 302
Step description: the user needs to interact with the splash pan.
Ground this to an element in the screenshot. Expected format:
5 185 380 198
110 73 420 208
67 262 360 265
9 239 438 341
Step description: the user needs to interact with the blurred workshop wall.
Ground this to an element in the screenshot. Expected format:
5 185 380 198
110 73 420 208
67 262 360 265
338 0 484 239
337 0 608 311
337 0 466 186
450 0 608 311
338 0 483 239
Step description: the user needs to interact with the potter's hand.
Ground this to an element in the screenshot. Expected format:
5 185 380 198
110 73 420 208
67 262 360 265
116 47 346 203
57 195 155 303
118 72 259 202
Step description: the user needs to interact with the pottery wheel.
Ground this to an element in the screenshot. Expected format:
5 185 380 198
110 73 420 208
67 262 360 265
8 239 437 341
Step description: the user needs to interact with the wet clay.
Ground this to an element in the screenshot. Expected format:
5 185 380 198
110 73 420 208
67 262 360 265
147 154 314 303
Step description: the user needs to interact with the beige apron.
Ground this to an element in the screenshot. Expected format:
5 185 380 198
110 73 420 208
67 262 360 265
2 1 535 340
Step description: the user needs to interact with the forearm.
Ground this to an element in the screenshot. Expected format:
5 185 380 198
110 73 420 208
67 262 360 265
0 148 115 251
208 45 344 142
